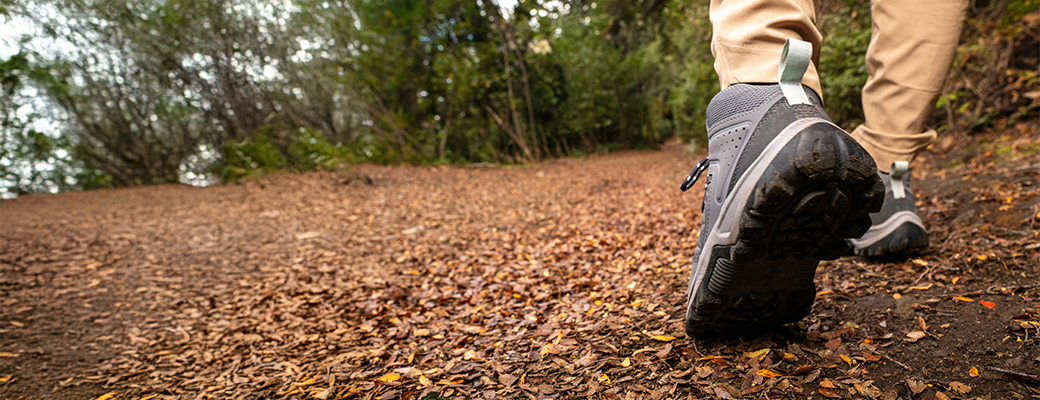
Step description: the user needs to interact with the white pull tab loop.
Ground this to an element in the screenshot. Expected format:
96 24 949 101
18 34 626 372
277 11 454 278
890 161 909 199
778 38 813 105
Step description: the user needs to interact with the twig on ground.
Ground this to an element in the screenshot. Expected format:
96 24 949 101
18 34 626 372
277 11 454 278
879 352 913 371
985 366 1040 383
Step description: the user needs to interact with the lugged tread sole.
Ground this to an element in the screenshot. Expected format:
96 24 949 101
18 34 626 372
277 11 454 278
686 122 884 336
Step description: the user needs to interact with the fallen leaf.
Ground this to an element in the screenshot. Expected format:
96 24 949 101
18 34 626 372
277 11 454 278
855 382 883 398
819 388 842 398
295 231 322 240
783 352 797 362
757 369 783 378
955 296 974 302
747 348 770 360
905 331 927 342
621 357 631 367
979 301 995 309
419 375 432 386
0 375 11 382
917 316 929 331
713 386 735 400
840 354 853 366
969 367 979 377
650 335 676 342
949 381 971 394
597 374 610 384
378 373 401 383
0 353 13 357
907 379 927 394
893 293 902 299
909 283 933 291
139 395 159 400
95 393 116 400
820 379 837 388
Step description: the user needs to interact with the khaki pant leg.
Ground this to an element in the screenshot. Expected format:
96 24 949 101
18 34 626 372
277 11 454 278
851 0 969 172
710 0 823 97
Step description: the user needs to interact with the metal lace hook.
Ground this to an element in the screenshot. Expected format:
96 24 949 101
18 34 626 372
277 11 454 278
680 157 709 192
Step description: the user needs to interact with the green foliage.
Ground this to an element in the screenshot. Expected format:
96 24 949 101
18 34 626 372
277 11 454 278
817 0 872 129
0 52 80 196
221 127 346 183
4 0 1034 197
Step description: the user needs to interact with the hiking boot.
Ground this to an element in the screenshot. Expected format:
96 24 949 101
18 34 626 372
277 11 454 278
849 161 929 257
679 39 884 336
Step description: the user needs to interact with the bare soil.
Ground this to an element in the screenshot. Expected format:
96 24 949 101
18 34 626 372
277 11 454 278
2 124 1038 400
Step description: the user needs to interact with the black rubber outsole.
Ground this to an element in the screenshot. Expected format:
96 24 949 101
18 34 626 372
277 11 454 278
686 122 884 336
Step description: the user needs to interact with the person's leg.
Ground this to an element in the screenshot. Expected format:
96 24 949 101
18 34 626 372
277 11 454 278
683 0 884 335
849 0 968 256
710 0 823 95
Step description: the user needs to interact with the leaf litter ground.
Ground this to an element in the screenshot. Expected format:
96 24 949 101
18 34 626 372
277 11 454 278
2 125 1038 400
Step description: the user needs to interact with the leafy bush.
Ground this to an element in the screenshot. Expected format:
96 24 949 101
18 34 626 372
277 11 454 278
221 127 346 183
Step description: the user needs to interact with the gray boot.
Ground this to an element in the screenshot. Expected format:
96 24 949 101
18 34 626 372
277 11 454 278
849 161 929 257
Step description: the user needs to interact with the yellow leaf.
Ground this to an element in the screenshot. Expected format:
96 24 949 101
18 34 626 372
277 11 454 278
783 352 797 362
840 354 853 366
621 357 631 368
892 293 902 299
0 352 13 357
968 367 979 377
976 254 987 261
912 259 928 266
296 377 318 387
908 283 933 291
597 374 611 384
419 375 433 386
0 375 12 382
756 369 783 378
951 277 961 284
955 296 974 302
139 395 160 400
650 335 676 342
95 393 117 400
748 348 770 360
378 373 401 383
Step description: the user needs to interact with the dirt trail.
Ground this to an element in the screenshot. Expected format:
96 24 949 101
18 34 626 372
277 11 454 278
2 127 1038 399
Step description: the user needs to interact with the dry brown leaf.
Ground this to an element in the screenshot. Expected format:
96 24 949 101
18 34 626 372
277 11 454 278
819 388 842 398
917 316 929 331
855 382 883 398
949 381 971 394
907 379 927 394
905 331 927 342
